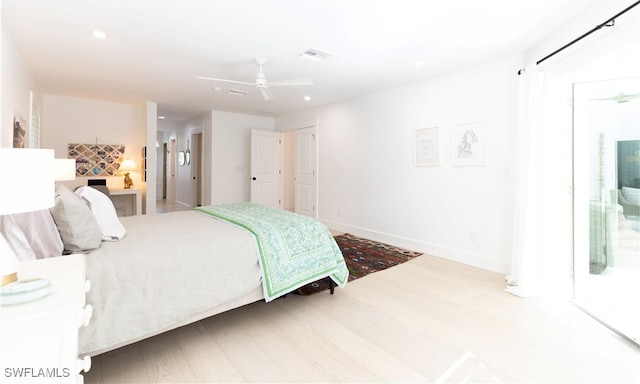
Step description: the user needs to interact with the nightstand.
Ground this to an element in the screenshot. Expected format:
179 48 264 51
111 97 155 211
110 188 142 216
0 254 92 383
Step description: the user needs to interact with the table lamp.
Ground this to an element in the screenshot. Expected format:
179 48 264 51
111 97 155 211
119 159 137 189
0 149 55 303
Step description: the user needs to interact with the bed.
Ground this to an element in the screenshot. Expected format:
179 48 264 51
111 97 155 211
0 185 349 357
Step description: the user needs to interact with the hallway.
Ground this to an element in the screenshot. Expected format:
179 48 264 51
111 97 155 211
155 199 191 214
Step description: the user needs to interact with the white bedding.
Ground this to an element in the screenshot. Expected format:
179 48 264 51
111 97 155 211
79 210 262 356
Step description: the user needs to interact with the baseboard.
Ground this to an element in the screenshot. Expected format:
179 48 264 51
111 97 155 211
322 219 510 274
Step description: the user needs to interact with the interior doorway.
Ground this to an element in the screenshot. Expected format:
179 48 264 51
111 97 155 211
250 129 283 208
250 123 319 216
167 136 177 204
294 125 318 218
162 142 168 199
191 132 203 207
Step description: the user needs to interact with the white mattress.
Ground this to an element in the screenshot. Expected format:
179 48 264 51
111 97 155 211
79 210 263 356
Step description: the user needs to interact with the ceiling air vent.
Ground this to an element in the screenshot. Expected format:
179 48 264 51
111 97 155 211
300 48 330 62
228 89 248 96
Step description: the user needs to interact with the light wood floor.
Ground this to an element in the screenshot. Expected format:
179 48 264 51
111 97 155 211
85 253 639 383
155 199 192 214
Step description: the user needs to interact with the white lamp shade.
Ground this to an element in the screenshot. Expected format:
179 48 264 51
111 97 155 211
0 148 54 287
54 158 76 181
119 159 137 172
0 148 55 215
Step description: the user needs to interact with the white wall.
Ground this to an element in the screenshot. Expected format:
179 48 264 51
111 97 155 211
277 55 522 273
145 102 158 215
40 94 147 196
1 20 33 148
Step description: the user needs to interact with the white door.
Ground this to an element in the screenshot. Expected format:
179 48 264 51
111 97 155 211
573 77 640 346
295 126 318 218
190 132 203 207
250 129 282 208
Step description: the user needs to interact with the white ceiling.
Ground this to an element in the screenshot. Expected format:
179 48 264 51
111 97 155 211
2 0 599 124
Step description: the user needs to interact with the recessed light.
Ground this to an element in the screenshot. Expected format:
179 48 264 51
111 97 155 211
92 30 108 39
304 96 311 101
414 60 424 68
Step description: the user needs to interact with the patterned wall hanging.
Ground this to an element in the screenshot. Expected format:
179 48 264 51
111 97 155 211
68 143 126 176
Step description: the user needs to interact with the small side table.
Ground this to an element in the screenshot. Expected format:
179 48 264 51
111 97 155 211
0 254 92 383
110 188 142 216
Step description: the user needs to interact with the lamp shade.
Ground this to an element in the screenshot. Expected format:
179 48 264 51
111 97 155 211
119 159 137 173
0 148 55 215
0 148 54 288
54 158 76 181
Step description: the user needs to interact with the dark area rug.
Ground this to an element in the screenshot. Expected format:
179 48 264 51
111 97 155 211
294 233 423 295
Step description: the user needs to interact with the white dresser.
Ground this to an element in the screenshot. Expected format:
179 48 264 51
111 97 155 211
0 254 92 383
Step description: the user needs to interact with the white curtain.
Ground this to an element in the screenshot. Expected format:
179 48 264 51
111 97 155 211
506 64 548 297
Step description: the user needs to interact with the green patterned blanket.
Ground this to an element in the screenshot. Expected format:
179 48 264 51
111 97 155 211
194 203 348 301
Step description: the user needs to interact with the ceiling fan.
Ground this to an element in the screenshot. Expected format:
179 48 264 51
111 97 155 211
197 57 313 101
592 92 640 103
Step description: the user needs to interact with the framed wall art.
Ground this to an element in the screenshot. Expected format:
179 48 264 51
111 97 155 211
68 143 126 176
450 122 486 166
413 127 440 166
13 115 27 148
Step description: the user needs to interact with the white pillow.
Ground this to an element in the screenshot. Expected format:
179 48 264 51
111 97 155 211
6 210 64 258
75 186 126 241
51 185 102 253
622 187 640 205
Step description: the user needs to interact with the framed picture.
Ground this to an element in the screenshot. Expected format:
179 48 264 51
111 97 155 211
13 115 26 148
68 143 125 176
451 122 486 166
29 91 40 148
414 127 440 166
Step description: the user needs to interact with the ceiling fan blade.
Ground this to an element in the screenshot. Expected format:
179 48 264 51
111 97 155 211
196 76 254 86
592 92 640 103
258 86 273 101
268 79 314 87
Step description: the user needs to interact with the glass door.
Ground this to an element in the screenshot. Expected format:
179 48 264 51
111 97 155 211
573 77 640 346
